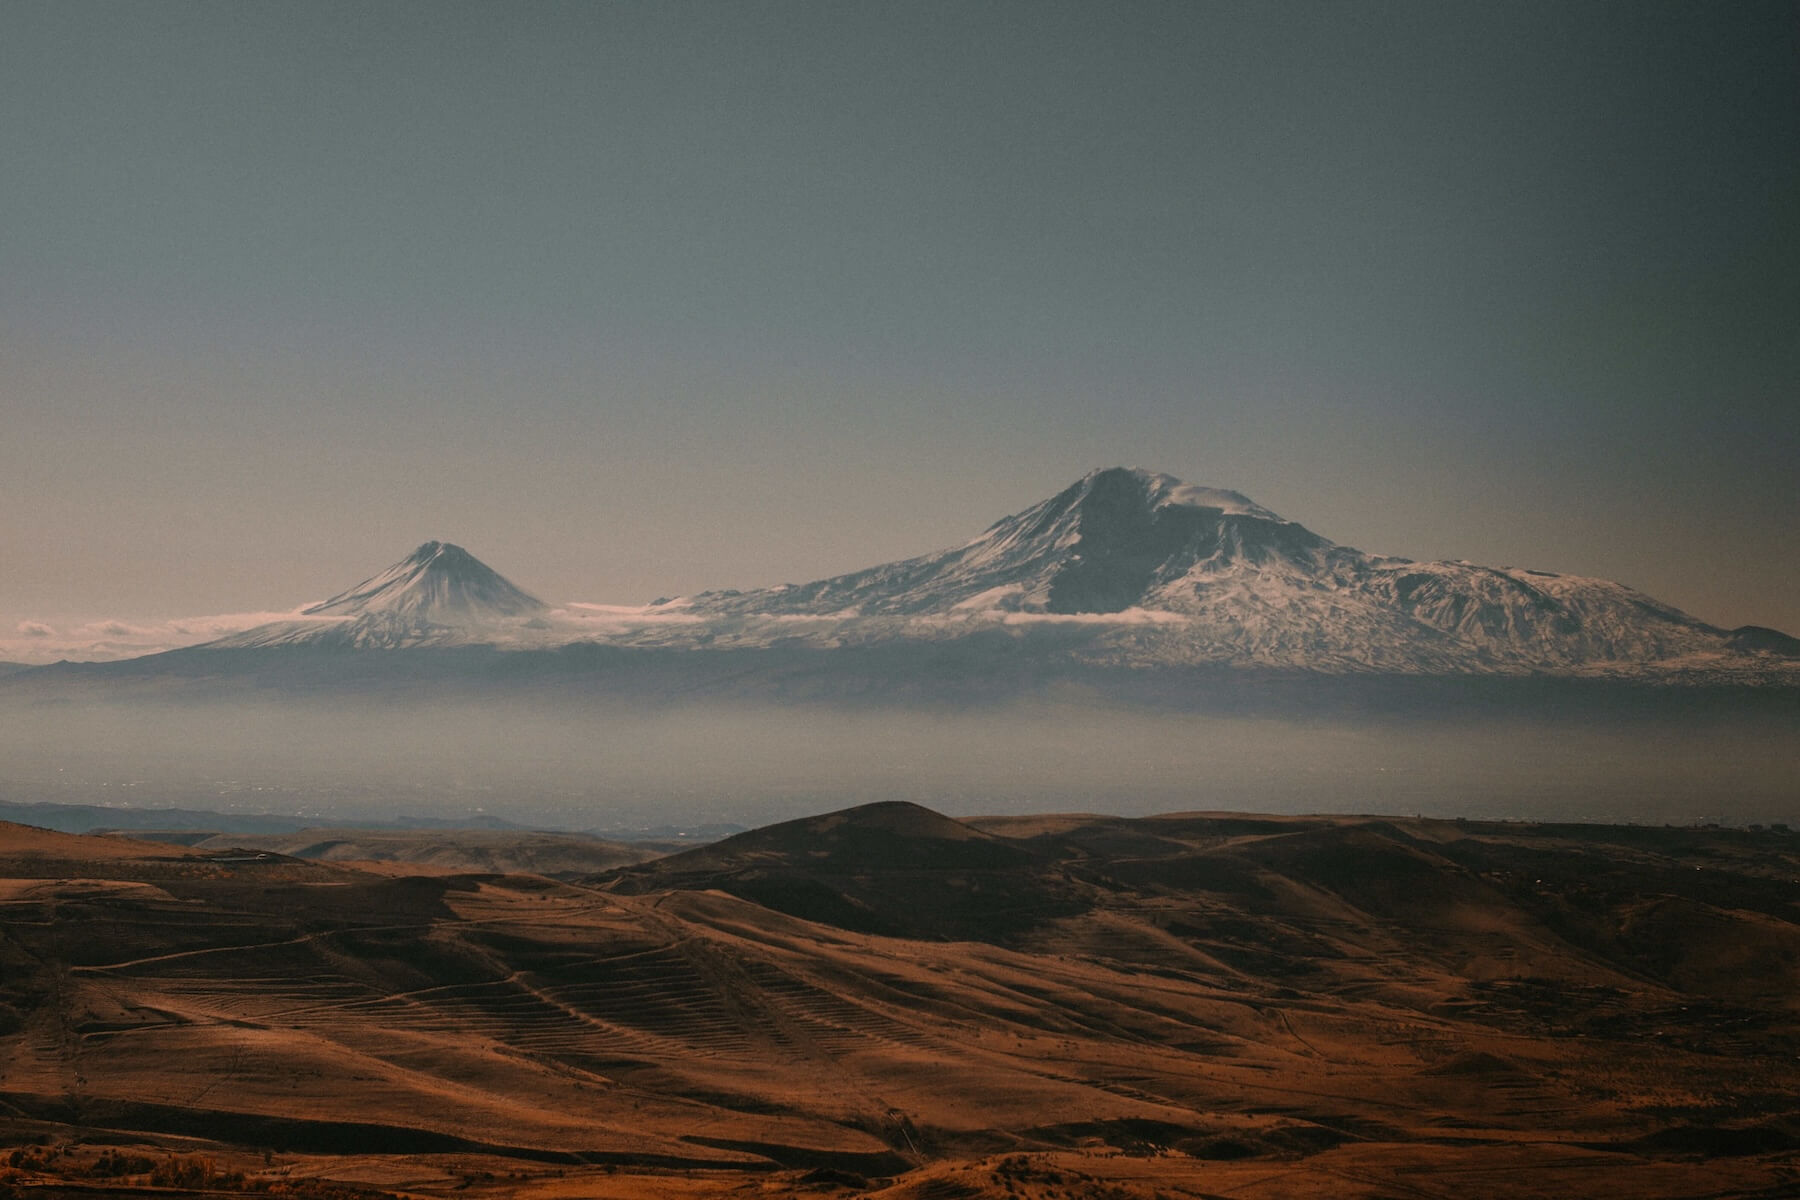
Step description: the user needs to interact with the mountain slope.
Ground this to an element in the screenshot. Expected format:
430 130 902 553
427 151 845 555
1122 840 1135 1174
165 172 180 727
125 469 1798 678
640 467 1767 676
603 801 1080 938
10 808 1800 1197
205 541 548 649
694 470 1307 618
304 540 546 620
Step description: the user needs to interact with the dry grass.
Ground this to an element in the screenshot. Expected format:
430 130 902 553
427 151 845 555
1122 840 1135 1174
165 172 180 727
4 807 1799 1198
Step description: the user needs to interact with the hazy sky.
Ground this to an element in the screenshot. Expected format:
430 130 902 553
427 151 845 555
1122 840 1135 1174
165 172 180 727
5 1 1797 654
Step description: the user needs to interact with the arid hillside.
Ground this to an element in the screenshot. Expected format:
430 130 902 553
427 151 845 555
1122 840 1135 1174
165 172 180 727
114 827 667 877
3 808 1799 1198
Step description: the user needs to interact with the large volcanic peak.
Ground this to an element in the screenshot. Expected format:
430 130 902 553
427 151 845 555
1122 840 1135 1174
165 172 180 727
302 541 546 622
1056 466 1282 522
688 467 1328 620
1030 467 1327 612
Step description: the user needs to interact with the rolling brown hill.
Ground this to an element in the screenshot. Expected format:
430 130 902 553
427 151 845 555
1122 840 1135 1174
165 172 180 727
177 827 666 877
4 807 1800 1198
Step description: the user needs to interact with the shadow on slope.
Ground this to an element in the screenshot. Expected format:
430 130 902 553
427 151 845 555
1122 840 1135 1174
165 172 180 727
611 804 1800 1010
602 801 1090 941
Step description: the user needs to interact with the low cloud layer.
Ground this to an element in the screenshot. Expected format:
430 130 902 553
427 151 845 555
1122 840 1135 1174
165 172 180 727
0 610 313 664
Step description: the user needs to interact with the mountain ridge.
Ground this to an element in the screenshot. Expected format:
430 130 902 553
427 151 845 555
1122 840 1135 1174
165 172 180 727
643 467 1783 677
41 468 1800 680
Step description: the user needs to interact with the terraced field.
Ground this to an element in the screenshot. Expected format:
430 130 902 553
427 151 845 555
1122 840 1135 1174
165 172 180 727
3 809 1800 1198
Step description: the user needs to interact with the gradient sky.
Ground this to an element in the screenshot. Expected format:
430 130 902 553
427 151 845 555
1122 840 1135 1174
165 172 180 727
4 0 1797 659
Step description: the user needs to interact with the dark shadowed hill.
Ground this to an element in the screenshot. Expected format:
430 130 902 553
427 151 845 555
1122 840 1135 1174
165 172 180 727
602 801 1078 939
607 805 1800 1008
617 800 1032 873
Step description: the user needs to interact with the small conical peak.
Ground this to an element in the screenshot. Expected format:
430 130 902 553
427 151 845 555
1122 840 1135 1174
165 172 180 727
302 541 546 620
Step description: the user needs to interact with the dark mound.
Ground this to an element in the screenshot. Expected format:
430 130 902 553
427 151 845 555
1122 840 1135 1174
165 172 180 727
638 801 1037 873
1730 624 1800 657
601 801 1085 940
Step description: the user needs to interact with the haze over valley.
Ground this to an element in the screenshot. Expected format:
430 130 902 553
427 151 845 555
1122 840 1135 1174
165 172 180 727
4 469 1795 832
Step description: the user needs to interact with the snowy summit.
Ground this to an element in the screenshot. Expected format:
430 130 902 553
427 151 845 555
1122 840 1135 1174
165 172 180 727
186 468 1796 679
303 541 547 621
207 541 547 649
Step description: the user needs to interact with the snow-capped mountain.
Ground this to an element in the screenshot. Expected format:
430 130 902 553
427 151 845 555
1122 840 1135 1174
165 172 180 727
206 541 549 649
696 469 1305 618
188 469 1793 678
637 467 1787 676
304 540 547 621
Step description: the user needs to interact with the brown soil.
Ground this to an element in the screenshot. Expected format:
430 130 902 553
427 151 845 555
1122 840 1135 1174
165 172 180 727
4 804 1799 1198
